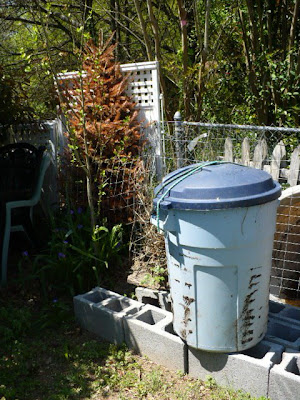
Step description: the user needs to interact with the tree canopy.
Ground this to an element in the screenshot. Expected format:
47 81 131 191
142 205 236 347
0 0 299 126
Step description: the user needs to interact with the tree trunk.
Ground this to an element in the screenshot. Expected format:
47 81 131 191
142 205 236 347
177 0 190 118
288 0 300 73
238 3 269 125
196 0 211 121
133 0 153 60
145 0 170 120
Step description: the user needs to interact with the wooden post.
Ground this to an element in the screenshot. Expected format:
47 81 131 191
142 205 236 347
253 139 268 169
224 137 233 162
242 137 250 166
288 145 300 186
271 140 286 181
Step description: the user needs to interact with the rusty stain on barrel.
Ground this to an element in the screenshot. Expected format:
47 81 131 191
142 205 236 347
240 272 262 345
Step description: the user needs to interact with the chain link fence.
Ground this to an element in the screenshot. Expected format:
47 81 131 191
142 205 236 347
149 117 299 300
2 118 299 300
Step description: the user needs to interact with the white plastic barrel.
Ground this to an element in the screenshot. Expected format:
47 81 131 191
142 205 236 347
151 162 281 352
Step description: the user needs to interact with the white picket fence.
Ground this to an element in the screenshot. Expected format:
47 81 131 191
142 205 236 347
162 117 300 300
223 136 300 299
224 137 300 186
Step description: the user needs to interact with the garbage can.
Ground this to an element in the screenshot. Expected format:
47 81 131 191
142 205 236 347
151 162 281 352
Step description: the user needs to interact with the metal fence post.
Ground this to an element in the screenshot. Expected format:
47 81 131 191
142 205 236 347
174 111 184 169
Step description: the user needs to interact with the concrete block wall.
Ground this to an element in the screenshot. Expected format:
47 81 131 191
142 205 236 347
269 298 300 327
188 340 284 398
124 304 186 372
135 287 172 312
73 287 143 344
268 351 300 400
266 316 300 350
74 287 300 399
74 288 186 372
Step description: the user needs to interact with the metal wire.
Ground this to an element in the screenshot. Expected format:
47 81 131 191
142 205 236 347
3 119 298 299
160 120 300 300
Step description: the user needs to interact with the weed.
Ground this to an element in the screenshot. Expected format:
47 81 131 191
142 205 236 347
141 368 170 396
0 297 269 400
0 303 32 345
205 375 218 389
141 264 168 289
18 206 127 297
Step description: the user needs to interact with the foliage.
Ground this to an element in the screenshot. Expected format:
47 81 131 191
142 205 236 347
0 1 299 125
60 38 144 224
0 303 32 346
62 40 142 161
20 206 127 297
141 264 168 289
0 66 34 125
234 1 300 126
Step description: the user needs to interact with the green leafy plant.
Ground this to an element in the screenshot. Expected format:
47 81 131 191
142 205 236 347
0 65 34 126
0 304 32 346
141 265 168 289
20 206 127 297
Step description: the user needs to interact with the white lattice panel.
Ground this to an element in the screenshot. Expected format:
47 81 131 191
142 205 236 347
57 61 162 177
6 121 59 208
57 61 160 125
10 122 57 159
120 61 160 128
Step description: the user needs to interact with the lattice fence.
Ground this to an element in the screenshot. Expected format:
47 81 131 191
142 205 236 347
0 121 59 209
57 61 162 179
54 61 161 227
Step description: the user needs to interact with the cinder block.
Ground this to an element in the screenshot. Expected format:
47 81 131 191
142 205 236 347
74 287 119 334
124 304 187 373
135 287 172 312
266 316 300 350
268 352 300 400
74 287 143 344
269 299 300 327
188 340 284 398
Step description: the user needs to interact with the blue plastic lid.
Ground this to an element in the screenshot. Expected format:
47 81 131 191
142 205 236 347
153 163 281 210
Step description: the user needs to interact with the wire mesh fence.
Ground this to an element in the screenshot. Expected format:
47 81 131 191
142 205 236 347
272 188 300 300
2 118 299 299
60 117 298 298
156 118 300 300
55 125 168 289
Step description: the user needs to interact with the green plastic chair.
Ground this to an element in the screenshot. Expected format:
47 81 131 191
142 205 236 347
1 152 51 285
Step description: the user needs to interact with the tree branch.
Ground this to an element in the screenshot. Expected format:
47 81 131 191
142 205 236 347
133 0 153 60
177 0 190 118
0 14 59 29
196 0 211 121
288 0 299 72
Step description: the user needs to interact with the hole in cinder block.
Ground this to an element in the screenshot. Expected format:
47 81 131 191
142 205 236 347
241 342 270 359
126 307 139 316
84 291 109 303
164 323 178 337
286 357 300 376
284 308 300 321
269 301 285 314
136 309 165 325
105 298 131 312
141 296 160 307
268 322 300 342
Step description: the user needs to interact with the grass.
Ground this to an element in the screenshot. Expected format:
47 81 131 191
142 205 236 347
0 282 269 400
